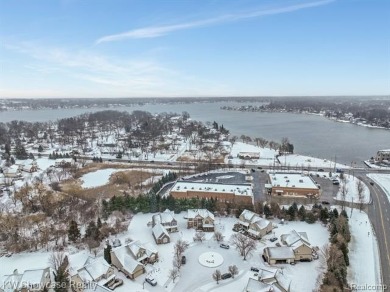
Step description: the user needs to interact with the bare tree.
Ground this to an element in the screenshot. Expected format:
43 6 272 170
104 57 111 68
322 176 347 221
340 183 349 210
174 239 189 262
228 265 239 278
169 268 180 283
173 254 182 270
212 269 222 284
213 231 224 242
356 179 365 211
193 231 206 242
230 233 257 260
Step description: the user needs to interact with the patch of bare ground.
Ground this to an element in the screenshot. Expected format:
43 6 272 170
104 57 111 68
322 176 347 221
61 169 154 200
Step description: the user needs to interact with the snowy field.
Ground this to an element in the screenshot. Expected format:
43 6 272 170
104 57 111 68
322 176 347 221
367 173 390 203
226 142 278 166
347 208 382 288
281 154 350 170
335 174 371 204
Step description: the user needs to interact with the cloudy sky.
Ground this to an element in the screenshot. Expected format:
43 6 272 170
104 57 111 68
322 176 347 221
0 0 389 98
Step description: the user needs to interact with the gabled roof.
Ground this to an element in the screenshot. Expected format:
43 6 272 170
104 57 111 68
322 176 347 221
251 218 271 230
152 223 170 239
265 247 295 260
281 230 310 246
187 209 214 220
111 245 144 273
78 257 111 282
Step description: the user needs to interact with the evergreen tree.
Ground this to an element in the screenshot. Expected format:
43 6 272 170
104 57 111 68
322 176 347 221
298 205 306 221
38 145 44 152
104 243 112 264
14 141 28 159
85 221 100 241
68 220 81 242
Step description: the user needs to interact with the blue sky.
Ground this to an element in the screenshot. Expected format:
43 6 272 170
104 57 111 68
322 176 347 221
0 0 389 98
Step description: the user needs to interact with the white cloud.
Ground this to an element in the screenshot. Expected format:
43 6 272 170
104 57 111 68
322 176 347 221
96 0 335 43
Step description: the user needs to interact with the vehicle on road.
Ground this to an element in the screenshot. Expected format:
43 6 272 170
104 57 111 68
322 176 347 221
145 277 157 286
221 273 232 280
250 267 259 272
269 237 278 242
181 255 186 264
332 180 340 185
370 181 374 186
317 168 324 172
321 201 330 205
220 243 230 249
251 168 255 172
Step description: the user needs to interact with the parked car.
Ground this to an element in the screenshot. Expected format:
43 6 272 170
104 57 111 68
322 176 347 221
269 237 277 242
250 267 259 272
220 243 230 249
317 168 324 172
221 273 232 280
251 168 255 172
370 181 374 186
290 261 296 265
181 255 186 264
321 201 330 205
145 277 157 286
332 180 340 185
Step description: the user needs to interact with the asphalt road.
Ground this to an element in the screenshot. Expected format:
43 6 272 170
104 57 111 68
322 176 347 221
363 175 390 288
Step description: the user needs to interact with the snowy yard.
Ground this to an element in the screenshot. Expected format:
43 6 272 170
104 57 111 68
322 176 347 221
367 173 390 203
109 212 329 292
81 168 124 188
335 174 371 204
347 208 382 288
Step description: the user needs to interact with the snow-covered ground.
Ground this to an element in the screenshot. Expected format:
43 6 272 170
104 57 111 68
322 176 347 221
110 212 329 292
347 208 382 288
226 142 278 166
367 173 390 203
281 154 350 170
335 174 371 204
364 160 390 170
81 168 122 188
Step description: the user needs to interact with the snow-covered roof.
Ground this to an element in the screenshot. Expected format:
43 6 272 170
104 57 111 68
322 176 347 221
251 218 271 230
17 268 50 290
152 224 169 239
111 245 144 273
281 230 310 246
172 181 252 197
266 247 295 259
152 209 176 225
245 278 279 292
270 172 319 190
78 257 111 282
187 209 215 220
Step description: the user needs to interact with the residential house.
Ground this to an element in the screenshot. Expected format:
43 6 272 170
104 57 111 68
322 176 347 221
238 210 272 239
281 230 313 262
3 166 21 178
263 230 313 264
257 267 291 292
187 209 215 231
152 223 170 244
71 257 115 292
152 209 178 232
110 241 158 279
263 247 296 264
1 268 52 292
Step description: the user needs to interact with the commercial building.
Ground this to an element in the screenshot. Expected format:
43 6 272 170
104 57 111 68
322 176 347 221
265 172 320 198
169 181 253 205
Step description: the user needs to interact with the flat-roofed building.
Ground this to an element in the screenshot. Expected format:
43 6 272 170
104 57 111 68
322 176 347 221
265 172 320 198
169 181 253 205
